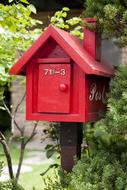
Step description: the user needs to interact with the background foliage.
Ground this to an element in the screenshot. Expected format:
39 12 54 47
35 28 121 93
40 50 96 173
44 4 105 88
0 0 42 104
50 7 83 38
83 0 127 46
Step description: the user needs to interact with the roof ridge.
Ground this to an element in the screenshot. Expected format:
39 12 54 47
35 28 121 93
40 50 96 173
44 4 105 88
9 25 114 77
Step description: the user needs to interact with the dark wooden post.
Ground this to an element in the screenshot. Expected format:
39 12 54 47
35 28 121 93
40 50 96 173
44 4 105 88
60 122 83 172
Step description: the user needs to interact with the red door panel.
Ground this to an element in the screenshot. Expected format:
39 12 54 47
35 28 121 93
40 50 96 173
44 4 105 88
37 64 71 113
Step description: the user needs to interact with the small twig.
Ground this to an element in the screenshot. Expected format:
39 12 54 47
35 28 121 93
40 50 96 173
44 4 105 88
40 164 59 176
13 120 22 133
0 131 6 141
14 91 26 119
24 122 38 146
3 100 12 116
13 92 26 133
3 100 23 133
15 130 25 180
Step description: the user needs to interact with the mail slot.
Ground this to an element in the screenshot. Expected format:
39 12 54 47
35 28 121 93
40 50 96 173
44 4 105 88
9 22 114 122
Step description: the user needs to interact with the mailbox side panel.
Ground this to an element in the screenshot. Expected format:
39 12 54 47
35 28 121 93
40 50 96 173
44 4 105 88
26 59 39 116
85 75 110 122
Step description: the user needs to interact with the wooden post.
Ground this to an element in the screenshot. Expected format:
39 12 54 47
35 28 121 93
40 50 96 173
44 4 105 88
60 122 83 172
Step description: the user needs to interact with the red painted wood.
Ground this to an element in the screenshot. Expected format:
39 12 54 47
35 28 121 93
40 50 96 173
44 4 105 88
9 25 114 77
70 62 79 114
26 61 33 118
75 65 86 118
37 64 71 113
86 75 110 122
25 57 87 122
36 37 58 60
47 44 69 58
26 60 86 122
32 62 39 113
83 18 101 61
10 22 114 123
37 57 70 63
27 112 85 122
84 73 89 121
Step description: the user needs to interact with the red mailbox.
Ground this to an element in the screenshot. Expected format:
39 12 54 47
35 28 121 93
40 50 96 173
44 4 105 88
10 19 114 123
10 18 114 172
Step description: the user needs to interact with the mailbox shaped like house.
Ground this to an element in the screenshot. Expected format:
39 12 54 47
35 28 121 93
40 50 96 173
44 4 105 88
10 19 114 122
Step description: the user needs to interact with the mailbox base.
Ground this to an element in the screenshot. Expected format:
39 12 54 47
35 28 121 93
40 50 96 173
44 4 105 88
60 122 83 172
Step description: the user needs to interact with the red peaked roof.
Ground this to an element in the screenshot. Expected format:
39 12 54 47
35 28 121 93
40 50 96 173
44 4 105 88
9 25 114 77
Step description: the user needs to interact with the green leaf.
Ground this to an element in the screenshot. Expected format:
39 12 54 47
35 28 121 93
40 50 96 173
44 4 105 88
40 164 59 176
46 148 55 158
28 4 36 14
45 144 54 150
62 7 70 12
0 106 5 110
19 0 29 4
62 12 67 18
8 0 14 3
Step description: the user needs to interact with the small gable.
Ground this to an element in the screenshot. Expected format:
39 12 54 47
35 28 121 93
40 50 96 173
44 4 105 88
38 37 69 59
47 44 69 58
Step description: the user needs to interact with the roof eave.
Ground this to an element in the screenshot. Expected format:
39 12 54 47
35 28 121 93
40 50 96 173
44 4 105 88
9 26 53 75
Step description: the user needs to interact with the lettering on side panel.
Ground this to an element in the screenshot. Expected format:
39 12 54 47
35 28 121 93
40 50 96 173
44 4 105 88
89 83 106 104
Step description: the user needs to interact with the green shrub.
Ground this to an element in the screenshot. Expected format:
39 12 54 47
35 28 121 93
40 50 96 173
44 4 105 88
70 65 127 190
70 151 127 190
0 180 24 190
43 169 71 190
0 162 24 190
